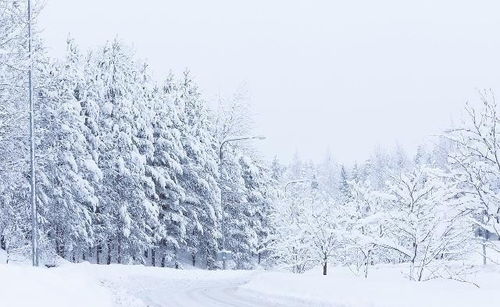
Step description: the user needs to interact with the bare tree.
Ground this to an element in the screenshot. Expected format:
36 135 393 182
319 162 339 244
380 168 474 281
445 90 500 264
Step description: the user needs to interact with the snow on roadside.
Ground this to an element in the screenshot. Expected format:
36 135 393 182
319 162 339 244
0 262 113 307
242 264 500 307
0 251 256 307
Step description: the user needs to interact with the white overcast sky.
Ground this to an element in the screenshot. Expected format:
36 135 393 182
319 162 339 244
39 0 500 164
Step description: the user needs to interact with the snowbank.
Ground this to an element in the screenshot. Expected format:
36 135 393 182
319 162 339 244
243 265 500 307
0 262 113 307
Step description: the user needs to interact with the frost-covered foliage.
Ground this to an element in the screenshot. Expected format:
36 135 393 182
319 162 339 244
445 92 500 263
215 95 277 270
271 142 478 280
380 168 474 280
176 72 222 269
0 7 277 268
0 0 39 259
343 181 385 278
273 184 344 275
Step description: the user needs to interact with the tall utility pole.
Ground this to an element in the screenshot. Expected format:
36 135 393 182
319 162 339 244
218 135 265 270
27 0 38 267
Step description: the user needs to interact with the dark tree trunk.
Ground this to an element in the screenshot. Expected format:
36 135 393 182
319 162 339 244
323 262 327 276
96 245 101 264
152 249 156 267
483 230 490 265
192 253 196 267
364 250 371 278
107 241 112 265
59 245 65 259
117 239 122 264
174 247 179 269
55 228 65 258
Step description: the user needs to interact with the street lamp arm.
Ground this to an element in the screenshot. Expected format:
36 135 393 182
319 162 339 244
284 179 316 194
284 179 308 193
219 135 266 160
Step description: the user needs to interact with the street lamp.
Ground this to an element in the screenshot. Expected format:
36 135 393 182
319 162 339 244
283 178 318 194
27 0 38 267
218 135 266 269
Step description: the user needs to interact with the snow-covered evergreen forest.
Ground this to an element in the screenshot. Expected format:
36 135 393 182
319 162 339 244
2 0 500 286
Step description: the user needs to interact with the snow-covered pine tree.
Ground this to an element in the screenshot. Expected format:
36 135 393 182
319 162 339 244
218 145 253 269
0 0 33 257
146 75 186 267
70 39 105 262
239 155 277 267
177 71 221 269
338 165 351 202
316 151 340 197
35 54 99 261
93 40 157 264
269 156 285 184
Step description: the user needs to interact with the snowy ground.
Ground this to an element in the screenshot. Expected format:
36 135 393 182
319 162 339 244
244 264 500 307
1 250 500 307
0 261 307 307
0 262 113 307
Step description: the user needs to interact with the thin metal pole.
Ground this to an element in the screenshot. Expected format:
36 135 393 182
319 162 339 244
28 0 38 267
219 142 227 270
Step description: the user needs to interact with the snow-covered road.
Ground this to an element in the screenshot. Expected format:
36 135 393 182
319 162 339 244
162 276 308 307
93 266 312 307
